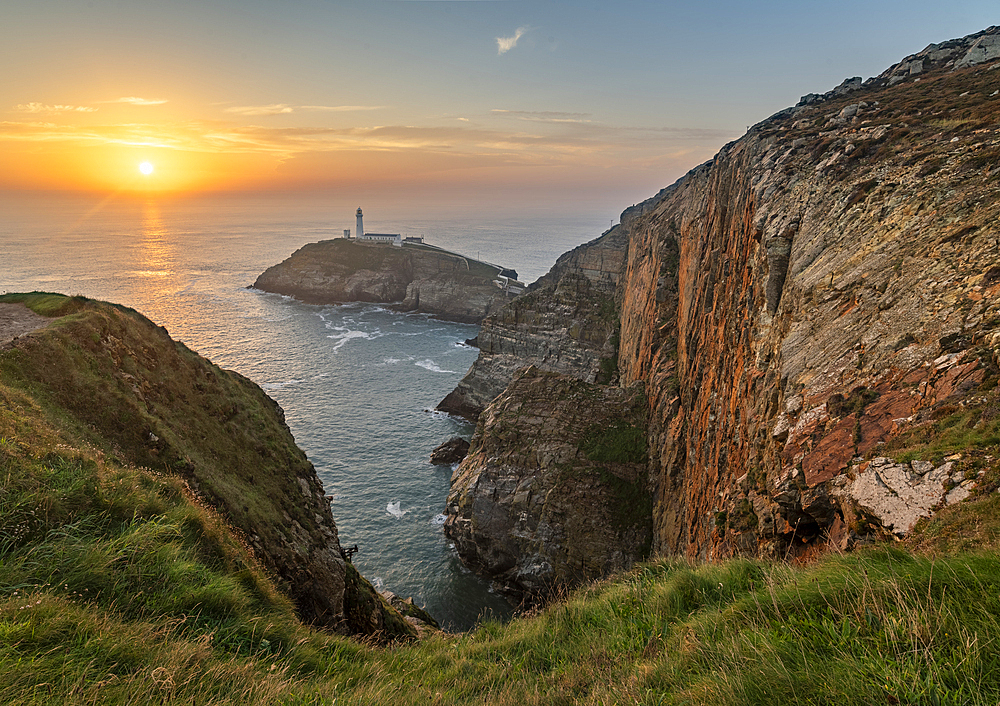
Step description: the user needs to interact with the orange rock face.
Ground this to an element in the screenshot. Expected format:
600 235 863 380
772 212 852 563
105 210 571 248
618 29 1000 559
441 28 1000 593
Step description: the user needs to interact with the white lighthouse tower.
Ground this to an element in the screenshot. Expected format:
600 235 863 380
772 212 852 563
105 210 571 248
356 207 364 239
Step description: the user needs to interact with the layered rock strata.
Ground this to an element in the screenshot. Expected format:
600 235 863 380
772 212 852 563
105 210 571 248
254 239 519 323
442 26 1000 594
437 211 647 420
620 28 1000 560
444 367 651 601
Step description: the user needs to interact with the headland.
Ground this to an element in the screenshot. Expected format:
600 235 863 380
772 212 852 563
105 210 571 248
254 237 524 324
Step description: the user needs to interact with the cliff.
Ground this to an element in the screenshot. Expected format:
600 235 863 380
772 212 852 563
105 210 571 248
253 238 521 323
444 367 651 602
437 216 637 419
441 27 1000 594
0 293 417 642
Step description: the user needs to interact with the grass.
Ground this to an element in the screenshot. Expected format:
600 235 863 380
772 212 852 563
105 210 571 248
888 407 1000 465
11 548 1000 704
0 293 414 641
11 471 1000 706
3 296 1000 702
580 421 648 465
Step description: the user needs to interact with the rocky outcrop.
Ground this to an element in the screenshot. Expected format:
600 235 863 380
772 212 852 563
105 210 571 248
253 239 519 323
430 436 470 465
441 26 1000 594
0 294 417 641
831 456 977 541
620 26 1000 560
436 213 646 419
444 367 651 601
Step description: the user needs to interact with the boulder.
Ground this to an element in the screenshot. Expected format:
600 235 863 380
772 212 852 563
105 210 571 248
430 437 470 465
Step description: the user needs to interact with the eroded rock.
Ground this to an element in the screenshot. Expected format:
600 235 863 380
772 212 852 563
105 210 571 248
833 457 974 535
430 437 470 465
444 368 650 601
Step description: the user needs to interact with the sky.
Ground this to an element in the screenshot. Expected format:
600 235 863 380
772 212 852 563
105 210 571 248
2 0 997 210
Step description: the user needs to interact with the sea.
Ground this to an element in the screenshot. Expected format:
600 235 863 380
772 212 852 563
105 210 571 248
0 191 620 631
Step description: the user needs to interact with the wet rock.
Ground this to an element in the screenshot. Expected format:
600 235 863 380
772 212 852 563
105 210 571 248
430 437 470 465
378 590 441 631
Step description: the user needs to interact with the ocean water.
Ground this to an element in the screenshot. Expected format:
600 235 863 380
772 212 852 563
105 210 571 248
0 191 616 630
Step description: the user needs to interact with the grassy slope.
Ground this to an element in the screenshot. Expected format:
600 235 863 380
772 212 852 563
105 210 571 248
3 294 1000 704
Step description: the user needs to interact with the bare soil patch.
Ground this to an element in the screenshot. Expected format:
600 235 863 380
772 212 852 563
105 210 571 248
0 303 50 345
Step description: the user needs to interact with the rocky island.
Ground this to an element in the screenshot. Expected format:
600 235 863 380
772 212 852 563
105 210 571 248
253 238 523 324
441 26 1000 602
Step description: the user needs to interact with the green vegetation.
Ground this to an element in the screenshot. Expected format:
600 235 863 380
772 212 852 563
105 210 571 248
827 386 879 419
1 291 91 317
9 474 1000 706
580 421 648 465
890 407 1000 465
4 289 1000 703
0 293 412 642
597 468 654 539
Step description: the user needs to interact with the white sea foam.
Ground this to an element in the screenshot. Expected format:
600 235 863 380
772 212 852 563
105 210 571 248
415 359 455 374
260 378 304 391
430 514 447 526
386 501 407 518
327 329 371 351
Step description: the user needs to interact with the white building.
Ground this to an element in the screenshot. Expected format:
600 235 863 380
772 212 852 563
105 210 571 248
353 208 402 246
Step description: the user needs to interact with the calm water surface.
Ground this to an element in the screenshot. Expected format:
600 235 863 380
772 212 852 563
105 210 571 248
1 192 615 630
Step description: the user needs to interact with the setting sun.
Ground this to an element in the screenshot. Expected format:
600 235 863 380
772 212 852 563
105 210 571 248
139 161 154 175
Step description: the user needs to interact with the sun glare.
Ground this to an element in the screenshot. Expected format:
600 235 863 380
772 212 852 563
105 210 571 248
139 161 154 175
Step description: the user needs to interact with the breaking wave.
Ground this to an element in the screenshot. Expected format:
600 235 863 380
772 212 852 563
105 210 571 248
415 359 455 374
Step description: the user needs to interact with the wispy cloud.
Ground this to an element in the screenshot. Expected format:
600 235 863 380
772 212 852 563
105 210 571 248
225 104 384 116
225 104 295 116
492 110 592 124
301 105 385 112
104 97 168 106
497 26 528 55
0 112 741 178
14 103 98 114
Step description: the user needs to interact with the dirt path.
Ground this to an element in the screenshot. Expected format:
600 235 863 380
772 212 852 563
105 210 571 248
0 303 51 345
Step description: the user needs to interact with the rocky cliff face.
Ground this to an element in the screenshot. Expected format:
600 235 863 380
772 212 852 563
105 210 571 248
623 26 1000 560
437 210 648 419
444 367 650 601
441 26 1000 593
0 295 416 641
254 239 518 323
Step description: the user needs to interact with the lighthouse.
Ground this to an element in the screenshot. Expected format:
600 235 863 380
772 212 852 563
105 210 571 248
356 207 364 239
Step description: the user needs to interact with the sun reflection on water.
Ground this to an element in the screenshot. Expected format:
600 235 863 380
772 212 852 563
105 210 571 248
137 201 175 281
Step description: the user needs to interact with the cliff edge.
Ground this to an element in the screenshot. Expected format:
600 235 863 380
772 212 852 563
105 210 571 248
440 26 1000 596
0 293 417 641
